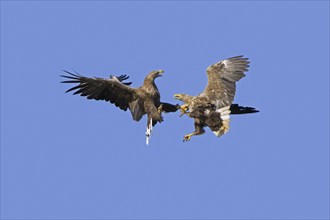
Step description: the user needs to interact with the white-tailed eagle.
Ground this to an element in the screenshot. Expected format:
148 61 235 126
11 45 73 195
174 56 258 142
61 70 179 145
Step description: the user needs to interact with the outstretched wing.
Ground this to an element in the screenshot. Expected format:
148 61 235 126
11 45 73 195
201 55 249 108
61 70 137 111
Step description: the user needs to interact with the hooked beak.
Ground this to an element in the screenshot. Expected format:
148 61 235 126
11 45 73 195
157 70 164 77
173 94 180 99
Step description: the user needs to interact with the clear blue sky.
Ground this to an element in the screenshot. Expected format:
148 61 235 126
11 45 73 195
1 1 329 219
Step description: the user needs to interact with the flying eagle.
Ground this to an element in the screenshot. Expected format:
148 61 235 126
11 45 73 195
174 56 258 142
61 70 179 145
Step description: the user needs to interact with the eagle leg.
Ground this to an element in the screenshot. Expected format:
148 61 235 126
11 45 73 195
183 133 196 142
183 122 205 142
179 104 189 117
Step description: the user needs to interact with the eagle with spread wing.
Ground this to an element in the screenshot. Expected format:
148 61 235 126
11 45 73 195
61 70 179 145
174 56 258 142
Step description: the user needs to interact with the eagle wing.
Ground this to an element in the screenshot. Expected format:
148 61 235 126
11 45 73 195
61 70 137 111
201 55 249 108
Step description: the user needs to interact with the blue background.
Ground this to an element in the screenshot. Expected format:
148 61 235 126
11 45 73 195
1 1 329 219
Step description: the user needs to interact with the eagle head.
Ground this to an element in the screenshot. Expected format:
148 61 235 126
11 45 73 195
174 93 187 102
147 70 164 80
174 93 186 101
174 93 194 104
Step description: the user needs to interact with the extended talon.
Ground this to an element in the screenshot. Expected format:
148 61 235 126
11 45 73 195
179 105 189 117
183 133 193 142
158 104 163 114
220 126 228 134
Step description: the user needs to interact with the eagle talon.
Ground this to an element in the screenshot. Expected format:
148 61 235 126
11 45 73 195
179 111 186 117
183 134 193 142
179 105 189 117
158 104 163 114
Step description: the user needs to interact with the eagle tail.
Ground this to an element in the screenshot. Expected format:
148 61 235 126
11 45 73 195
213 106 231 137
145 110 163 145
145 118 153 146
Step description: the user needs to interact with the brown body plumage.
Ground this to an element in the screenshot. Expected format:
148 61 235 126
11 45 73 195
61 70 178 144
174 56 258 141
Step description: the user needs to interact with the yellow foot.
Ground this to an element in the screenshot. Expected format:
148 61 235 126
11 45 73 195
183 133 193 142
179 104 189 117
220 123 230 134
158 104 163 114
219 127 229 134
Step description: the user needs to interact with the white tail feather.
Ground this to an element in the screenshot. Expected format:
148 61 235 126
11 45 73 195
145 118 153 146
221 114 230 120
146 136 149 145
216 106 230 113
213 106 231 137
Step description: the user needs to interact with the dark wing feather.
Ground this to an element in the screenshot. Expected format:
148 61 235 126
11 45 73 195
160 102 180 113
61 71 137 111
201 55 249 108
229 104 259 114
110 74 132 86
